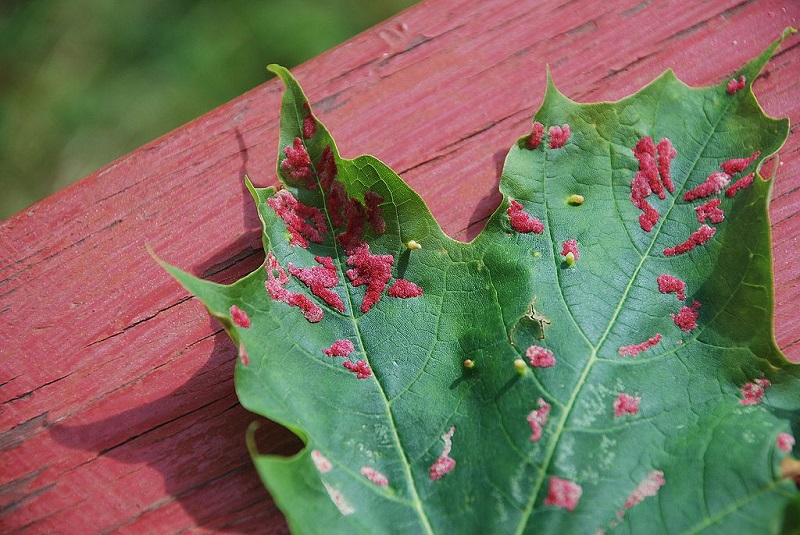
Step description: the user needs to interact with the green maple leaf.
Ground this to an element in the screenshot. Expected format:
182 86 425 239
161 29 800 534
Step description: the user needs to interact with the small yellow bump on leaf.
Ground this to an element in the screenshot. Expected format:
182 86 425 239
566 194 584 206
407 240 422 250
463 359 475 369
781 457 800 480
564 251 576 267
514 358 527 374
533 251 542 258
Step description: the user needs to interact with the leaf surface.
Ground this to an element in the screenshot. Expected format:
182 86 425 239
163 29 800 534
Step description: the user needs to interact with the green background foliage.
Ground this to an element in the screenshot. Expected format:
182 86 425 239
0 0 415 220
164 32 800 533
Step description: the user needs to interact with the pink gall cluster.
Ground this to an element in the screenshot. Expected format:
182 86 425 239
622 470 665 511
670 300 701 332
267 189 326 248
527 398 551 442
311 450 333 473
526 121 545 149
280 137 313 181
726 75 746 94
526 345 556 368
388 278 424 298
302 102 317 139
346 243 394 313
548 124 571 149
777 433 795 453
725 173 754 198
360 466 389 487
657 274 687 301
317 146 337 191
544 476 582 511
429 427 456 481
683 172 730 202
656 138 677 194
239 343 250 366
507 200 544 234
323 339 355 357
336 193 386 253
613 392 640 417
561 238 579 261
629 136 677 232
740 377 770 406
343 360 372 379
721 151 760 176
289 256 344 312
229 304 251 328
663 224 715 256
618 333 662 357
265 252 323 322
694 198 724 224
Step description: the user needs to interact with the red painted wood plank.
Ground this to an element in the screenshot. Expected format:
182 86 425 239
1 0 799 532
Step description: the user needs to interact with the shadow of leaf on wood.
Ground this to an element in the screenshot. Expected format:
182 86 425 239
464 147 506 242
49 329 302 534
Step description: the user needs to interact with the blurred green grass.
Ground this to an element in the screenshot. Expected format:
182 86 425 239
0 0 416 220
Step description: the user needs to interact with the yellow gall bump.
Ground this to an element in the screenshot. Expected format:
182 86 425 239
567 194 584 206
533 251 542 258
514 358 527 374
463 359 475 369
564 251 575 267
407 240 422 250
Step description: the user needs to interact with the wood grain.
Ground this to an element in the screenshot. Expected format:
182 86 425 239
1 0 798 532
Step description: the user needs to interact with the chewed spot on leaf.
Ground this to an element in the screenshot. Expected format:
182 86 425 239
507 200 544 234
343 360 372 379
740 378 771 406
777 433 795 453
544 476 582 511
388 279 423 299
311 449 333 473
526 345 556 368
229 304 251 328
613 393 640 417
618 333 662 357
360 466 389 487
430 427 456 481
323 339 355 357
527 398 551 442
